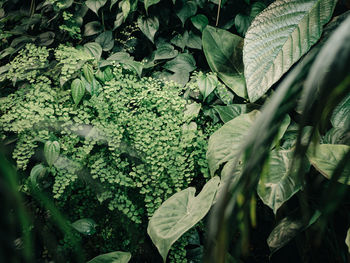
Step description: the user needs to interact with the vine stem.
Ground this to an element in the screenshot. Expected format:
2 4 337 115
216 0 222 26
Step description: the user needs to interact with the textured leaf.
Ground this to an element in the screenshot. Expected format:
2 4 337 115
85 0 107 15
187 31 202 50
95 31 114 51
331 92 350 129
163 53 196 73
257 148 308 214
84 42 103 60
71 78 85 105
202 25 246 98
191 14 209 32
176 1 197 25
144 0 160 13
87 251 131 263
44 141 60 167
213 104 247 123
120 0 130 20
207 110 260 175
244 0 337 102
82 64 94 84
137 16 159 43
307 144 350 185
84 21 103 36
154 43 178 60
197 73 218 101
71 218 97 235
29 164 46 187
148 176 220 262
346 228 350 254
184 102 202 119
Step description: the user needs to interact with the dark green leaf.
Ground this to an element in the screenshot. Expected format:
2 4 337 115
71 218 97 235
171 31 189 51
191 14 208 32
144 0 160 13
29 164 46 187
154 43 178 60
187 31 202 50
331 93 350 129
36 31 55 46
163 53 196 73
95 31 114 51
197 72 217 100
137 16 159 43
176 1 197 25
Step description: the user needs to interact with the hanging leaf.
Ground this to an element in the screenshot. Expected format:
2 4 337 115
144 0 160 13
84 42 103 60
207 110 260 175
197 73 217 101
202 25 246 98
71 218 97 235
154 43 178 60
257 148 309 214
137 16 159 43
44 141 60 167
148 176 220 262
307 144 350 185
176 1 197 25
84 21 103 36
95 31 114 51
87 251 131 263
71 78 85 105
191 14 209 32
85 0 107 16
243 0 337 102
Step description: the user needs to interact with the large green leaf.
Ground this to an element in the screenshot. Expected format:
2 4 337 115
307 144 350 185
331 92 350 129
87 251 131 263
148 176 220 262
202 26 246 98
154 43 178 61
257 148 308 214
137 16 159 43
243 0 337 102
213 104 248 123
207 110 260 175
85 0 107 15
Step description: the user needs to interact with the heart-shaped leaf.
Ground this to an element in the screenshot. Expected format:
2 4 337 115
202 25 246 98
44 141 60 167
197 72 217 101
148 176 220 262
29 164 47 187
176 1 197 25
137 16 159 43
191 14 209 32
71 78 85 105
243 0 337 102
87 251 131 263
84 21 103 36
154 43 178 60
71 218 97 235
85 0 107 16
144 0 160 13
84 42 102 60
95 31 114 51
163 53 196 73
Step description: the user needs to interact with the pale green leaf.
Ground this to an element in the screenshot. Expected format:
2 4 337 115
137 16 159 43
71 218 97 235
85 0 107 15
29 164 46 187
307 144 350 185
71 78 86 105
184 102 201 119
244 0 337 102
121 0 130 20
148 176 220 262
84 21 103 36
87 251 131 263
44 141 60 167
197 73 217 100
202 25 246 98
163 53 196 73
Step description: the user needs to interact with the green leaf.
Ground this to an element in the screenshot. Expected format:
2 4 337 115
144 0 160 13
85 0 107 15
29 164 46 187
137 16 159 43
191 14 208 32
36 31 55 46
307 144 350 185
114 12 124 29
346 228 350 254
243 0 337 102
84 21 103 36
84 42 103 60
214 84 234 105
71 78 85 105
187 31 202 50
331 92 350 129
82 64 94 84
171 31 189 51
44 141 60 167
95 31 114 51
197 73 217 101
71 218 97 235
184 102 201 119
202 25 246 98
120 0 131 20
176 1 197 25
87 251 131 263
148 176 220 262
257 148 308 214
163 53 196 73
267 210 321 254
207 110 260 175
154 43 178 60
213 104 247 123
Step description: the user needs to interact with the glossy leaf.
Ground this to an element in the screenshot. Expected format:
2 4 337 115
202 25 246 98
87 251 131 263
176 1 197 25
85 0 107 15
197 73 217 101
95 31 114 51
84 42 102 60
148 176 220 262
71 78 85 105
71 218 97 235
244 0 337 102
144 0 160 13
191 14 209 32
307 144 350 185
137 16 159 43
207 110 260 175
44 141 60 167
257 148 307 214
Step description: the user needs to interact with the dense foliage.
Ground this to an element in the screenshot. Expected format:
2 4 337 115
1 0 350 263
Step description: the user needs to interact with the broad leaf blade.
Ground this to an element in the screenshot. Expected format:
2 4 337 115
148 176 220 262
137 16 159 43
71 218 97 235
244 0 337 102
202 26 246 98
85 0 107 15
87 251 131 263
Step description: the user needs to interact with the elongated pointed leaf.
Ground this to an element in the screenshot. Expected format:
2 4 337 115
44 141 60 167
148 176 220 262
202 26 246 98
87 251 131 263
244 0 337 102
72 218 97 235
307 144 350 185
71 78 85 105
